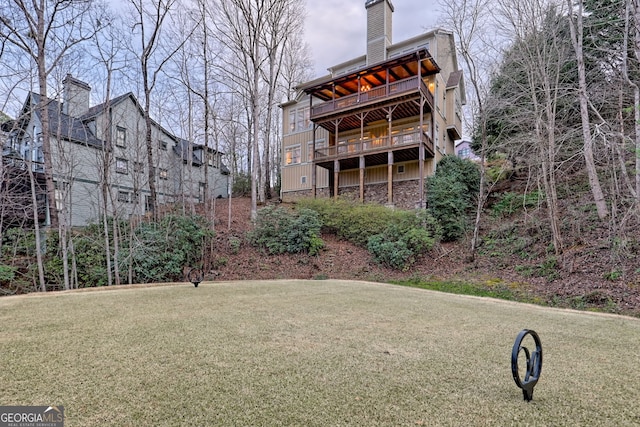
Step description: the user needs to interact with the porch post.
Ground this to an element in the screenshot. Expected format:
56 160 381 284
419 94 425 209
333 160 340 201
312 124 317 198
359 155 365 203
387 151 394 206
418 54 426 209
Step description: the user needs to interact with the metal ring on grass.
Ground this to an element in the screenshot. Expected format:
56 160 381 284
187 268 204 288
511 329 543 402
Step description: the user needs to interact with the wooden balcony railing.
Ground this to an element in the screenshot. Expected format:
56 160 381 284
311 76 433 118
314 129 434 161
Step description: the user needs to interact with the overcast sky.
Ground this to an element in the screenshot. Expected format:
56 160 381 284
304 0 442 78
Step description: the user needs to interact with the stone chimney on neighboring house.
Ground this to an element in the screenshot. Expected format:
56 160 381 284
62 74 91 117
365 0 394 65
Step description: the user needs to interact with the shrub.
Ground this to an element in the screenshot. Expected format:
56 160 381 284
0 265 17 283
367 221 437 270
367 236 413 270
249 206 324 256
297 198 440 269
127 214 214 283
297 198 404 246
427 156 480 241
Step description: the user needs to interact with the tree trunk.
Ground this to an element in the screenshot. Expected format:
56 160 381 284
567 0 608 220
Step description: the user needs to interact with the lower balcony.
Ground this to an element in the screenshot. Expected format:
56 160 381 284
313 129 434 170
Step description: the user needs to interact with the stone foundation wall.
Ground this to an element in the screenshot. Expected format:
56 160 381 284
282 180 424 210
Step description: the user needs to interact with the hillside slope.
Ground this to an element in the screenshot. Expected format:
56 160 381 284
205 196 640 317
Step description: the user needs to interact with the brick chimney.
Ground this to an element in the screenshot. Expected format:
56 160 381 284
365 0 394 65
62 74 91 117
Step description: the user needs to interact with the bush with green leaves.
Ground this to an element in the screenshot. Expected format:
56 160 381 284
0 264 17 283
249 206 324 256
297 198 409 246
297 198 440 269
427 155 480 241
126 214 214 283
367 212 438 270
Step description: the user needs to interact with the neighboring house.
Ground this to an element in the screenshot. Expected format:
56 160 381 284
455 138 480 161
280 0 465 209
1 75 229 227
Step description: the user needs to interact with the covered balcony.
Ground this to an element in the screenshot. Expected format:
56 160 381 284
301 48 440 170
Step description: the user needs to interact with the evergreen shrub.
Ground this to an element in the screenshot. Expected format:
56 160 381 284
427 156 480 241
249 206 323 255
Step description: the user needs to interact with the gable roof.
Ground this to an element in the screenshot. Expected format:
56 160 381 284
28 93 103 148
80 92 133 120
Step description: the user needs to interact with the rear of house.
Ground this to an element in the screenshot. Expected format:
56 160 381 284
280 0 464 209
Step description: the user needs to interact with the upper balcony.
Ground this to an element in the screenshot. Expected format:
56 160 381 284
313 128 434 171
310 76 433 120
301 48 440 134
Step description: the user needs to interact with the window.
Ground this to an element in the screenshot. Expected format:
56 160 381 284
303 108 310 129
116 127 126 148
289 110 296 132
397 165 405 174
117 191 129 203
443 129 447 151
159 168 168 180
288 107 311 133
116 158 128 174
285 146 301 165
458 148 471 159
301 176 307 184
435 124 440 148
133 161 144 173
131 191 140 204
159 140 168 151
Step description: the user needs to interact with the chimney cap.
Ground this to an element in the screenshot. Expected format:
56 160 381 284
63 74 91 91
365 0 394 11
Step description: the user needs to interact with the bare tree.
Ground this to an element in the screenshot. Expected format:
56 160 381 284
495 0 571 255
212 0 268 220
626 0 640 204
0 0 104 228
126 0 195 219
88 14 130 286
566 0 608 219
259 0 305 200
440 0 499 259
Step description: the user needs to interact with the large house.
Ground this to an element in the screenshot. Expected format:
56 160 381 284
280 0 465 209
1 75 229 227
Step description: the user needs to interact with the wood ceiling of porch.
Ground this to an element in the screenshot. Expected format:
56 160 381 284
315 94 426 133
302 48 440 102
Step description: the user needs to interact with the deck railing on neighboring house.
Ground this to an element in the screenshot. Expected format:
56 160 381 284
311 76 433 118
2 156 45 173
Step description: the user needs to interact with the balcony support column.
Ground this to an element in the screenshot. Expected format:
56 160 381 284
312 124 317 198
359 155 365 203
333 160 340 201
418 54 426 209
419 93 426 209
387 151 394 206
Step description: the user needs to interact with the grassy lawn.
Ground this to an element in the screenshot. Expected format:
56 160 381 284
1 280 639 426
